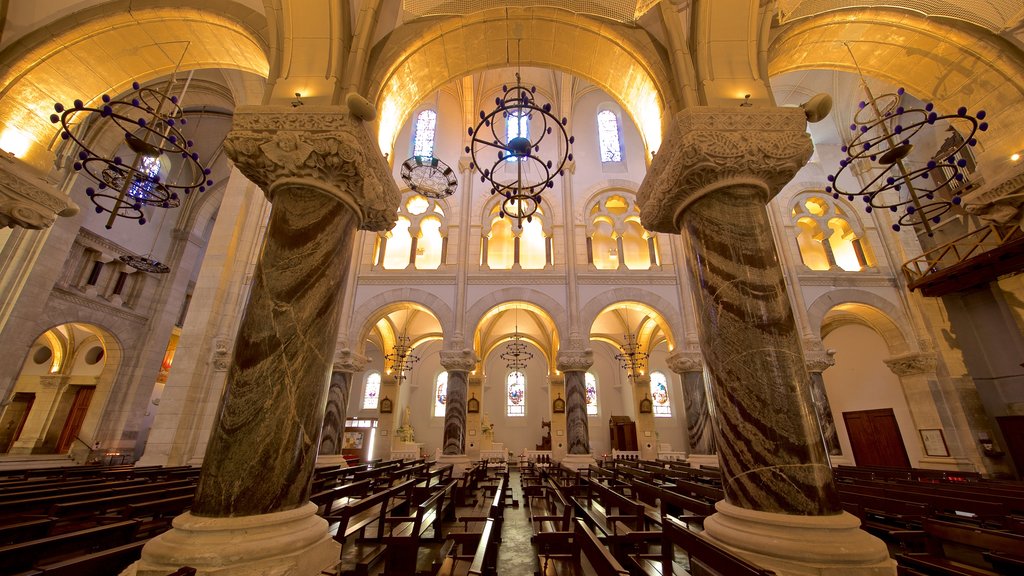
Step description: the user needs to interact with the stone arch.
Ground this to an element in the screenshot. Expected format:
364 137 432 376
578 288 681 350
805 289 913 356
769 8 1024 168
464 289 569 351
365 7 674 161
0 1 270 171
349 289 454 351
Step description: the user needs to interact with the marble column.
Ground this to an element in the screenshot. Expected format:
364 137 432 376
638 107 893 575
132 103 399 576
557 343 594 470
804 343 842 457
667 350 715 458
439 347 478 477
318 350 368 466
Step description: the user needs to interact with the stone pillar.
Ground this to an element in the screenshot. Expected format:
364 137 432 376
804 343 842 457
557 343 594 470
438 347 478 477
318 349 368 467
0 154 78 230
638 107 893 576
667 350 715 460
131 104 399 576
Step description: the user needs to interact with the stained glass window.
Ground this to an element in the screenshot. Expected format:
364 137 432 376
597 110 622 163
434 372 448 417
507 371 525 416
650 371 671 417
127 154 162 201
413 110 437 158
362 371 381 410
585 372 598 415
505 110 529 162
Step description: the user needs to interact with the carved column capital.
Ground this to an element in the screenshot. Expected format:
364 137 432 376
638 107 813 233
802 338 836 373
556 347 594 373
666 350 703 374
332 349 368 373
223 106 400 231
440 348 479 372
884 353 938 376
0 154 78 229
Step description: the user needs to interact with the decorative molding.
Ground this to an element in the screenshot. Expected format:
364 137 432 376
557 346 594 372
0 153 78 229
884 353 937 376
804 350 836 373
795 274 897 287
75 227 137 258
440 348 478 372
211 338 232 372
467 274 571 285
637 107 813 234
576 274 678 285
963 165 1024 208
666 350 703 374
333 349 369 373
52 288 148 324
358 275 457 285
223 105 400 232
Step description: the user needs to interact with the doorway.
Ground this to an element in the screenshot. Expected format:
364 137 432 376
843 408 911 468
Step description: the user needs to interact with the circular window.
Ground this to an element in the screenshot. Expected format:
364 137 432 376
33 347 52 365
84 346 105 365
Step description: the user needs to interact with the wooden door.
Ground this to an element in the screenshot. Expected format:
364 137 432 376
997 416 1024 480
0 393 35 453
843 408 911 468
55 386 95 454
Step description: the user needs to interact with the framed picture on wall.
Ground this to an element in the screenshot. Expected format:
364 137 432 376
379 397 393 414
639 394 653 414
552 395 565 414
920 428 949 457
467 394 480 414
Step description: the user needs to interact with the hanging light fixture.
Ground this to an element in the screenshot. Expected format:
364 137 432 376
385 335 420 385
615 309 648 382
826 44 987 237
50 46 213 229
466 41 573 229
501 306 533 371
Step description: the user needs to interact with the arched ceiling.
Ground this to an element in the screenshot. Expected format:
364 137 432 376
476 302 559 371
776 0 1024 34
590 302 670 355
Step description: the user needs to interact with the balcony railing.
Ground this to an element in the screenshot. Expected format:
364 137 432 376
902 224 1023 289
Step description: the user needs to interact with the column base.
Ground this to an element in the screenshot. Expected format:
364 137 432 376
437 454 473 478
702 501 895 576
316 453 350 468
122 502 339 576
560 453 596 471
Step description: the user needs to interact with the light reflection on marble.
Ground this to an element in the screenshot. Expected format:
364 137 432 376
808 372 841 456
565 370 590 454
680 186 840 516
684 371 716 455
193 188 357 517
319 370 352 456
443 370 468 455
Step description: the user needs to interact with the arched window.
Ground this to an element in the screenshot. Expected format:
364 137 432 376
483 201 552 270
434 372 448 417
792 194 874 272
412 110 437 158
586 192 658 270
376 193 448 270
127 154 167 202
597 110 623 163
505 110 529 162
507 371 526 417
362 371 381 410
585 372 598 416
649 371 671 417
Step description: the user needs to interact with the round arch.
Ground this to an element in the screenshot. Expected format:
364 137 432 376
769 8 1024 172
349 290 454 351
464 289 569 352
578 288 681 350
365 7 674 162
0 3 270 171
805 289 913 356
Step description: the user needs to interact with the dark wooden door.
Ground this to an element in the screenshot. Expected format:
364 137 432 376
0 393 35 453
997 416 1024 480
55 386 95 454
843 408 911 468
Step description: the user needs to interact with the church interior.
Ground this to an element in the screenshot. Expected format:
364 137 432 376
0 1 1023 575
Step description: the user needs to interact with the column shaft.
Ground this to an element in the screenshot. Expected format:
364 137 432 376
807 371 841 456
442 370 468 455
319 370 353 456
193 187 357 517
683 371 716 455
680 185 839 515
564 370 590 454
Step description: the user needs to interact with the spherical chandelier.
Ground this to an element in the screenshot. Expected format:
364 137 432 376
466 72 573 229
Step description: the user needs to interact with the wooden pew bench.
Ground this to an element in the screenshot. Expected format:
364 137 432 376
629 515 776 576
448 474 506 554
328 478 418 576
0 517 54 546
531 478 574 554
383 479 458 576
312 478 372 517
536 518 630 576
895 518 1024 576
0 519 141 576
29 539 147 576
435 517 498 576
572 479 646 537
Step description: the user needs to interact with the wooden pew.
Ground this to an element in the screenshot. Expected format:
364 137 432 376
639 515 776 576
536 518 631 576
326 477 419 576
895 518 1024 575
435 518 499 576
30 539 147 576
0 517 53 546
383 479 458 575
0 519 141 576
573 479 646 537
531 478 575 554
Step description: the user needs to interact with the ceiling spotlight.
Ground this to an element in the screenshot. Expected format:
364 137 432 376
1012 153 1021 162
292 93 304 108
740 94 753 107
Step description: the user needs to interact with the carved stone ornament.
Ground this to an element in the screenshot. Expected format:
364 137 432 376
440 348 479 372
556 347 594 372
0 153 79 229
223 105 400 232
884 353 938 377
637 107 813 234
802 338 836 372
963 163 1024 209
211 338 231 372
333 348 369 373
666 350 703 374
